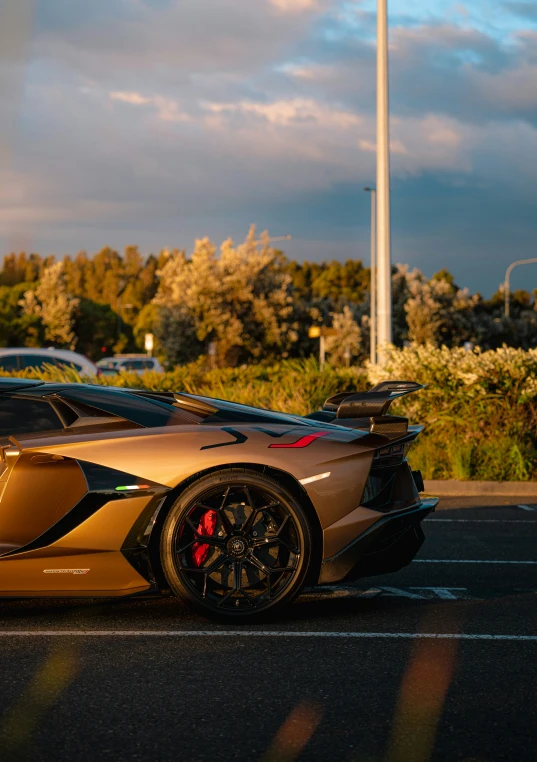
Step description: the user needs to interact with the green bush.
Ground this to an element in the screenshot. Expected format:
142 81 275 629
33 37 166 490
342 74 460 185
368 344 537 481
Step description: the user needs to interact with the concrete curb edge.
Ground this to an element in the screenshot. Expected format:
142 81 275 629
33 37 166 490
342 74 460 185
423 480 537 497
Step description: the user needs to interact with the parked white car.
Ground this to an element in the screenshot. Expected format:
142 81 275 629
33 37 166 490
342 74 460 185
0 348 99 377
96 354 163 376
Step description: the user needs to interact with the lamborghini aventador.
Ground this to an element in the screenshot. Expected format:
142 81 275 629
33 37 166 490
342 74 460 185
0 377 437 620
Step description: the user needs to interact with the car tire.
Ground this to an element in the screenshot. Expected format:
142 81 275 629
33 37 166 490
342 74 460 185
160 468 312 621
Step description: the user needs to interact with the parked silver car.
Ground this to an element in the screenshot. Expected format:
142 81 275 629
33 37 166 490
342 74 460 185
96 354 163 376
0 348 99 377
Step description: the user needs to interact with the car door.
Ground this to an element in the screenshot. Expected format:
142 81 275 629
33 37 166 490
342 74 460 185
0 397 87 550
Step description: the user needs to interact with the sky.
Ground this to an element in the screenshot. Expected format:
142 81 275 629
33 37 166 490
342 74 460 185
1 0 537 296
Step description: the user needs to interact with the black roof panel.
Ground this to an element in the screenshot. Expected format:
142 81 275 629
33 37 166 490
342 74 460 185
0 378 44 393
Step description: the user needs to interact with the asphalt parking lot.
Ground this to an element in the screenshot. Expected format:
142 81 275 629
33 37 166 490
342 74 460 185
0 497 535 762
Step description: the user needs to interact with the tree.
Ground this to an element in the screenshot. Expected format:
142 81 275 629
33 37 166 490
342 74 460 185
325 306 362 365
19 262 79 348
404 270 444 345
73 299 119 359
285 258 369 305
152 228 297 366
311 259 369 304
0 252 44 286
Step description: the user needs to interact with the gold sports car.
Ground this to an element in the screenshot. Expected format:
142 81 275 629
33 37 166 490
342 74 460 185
0 378 437 620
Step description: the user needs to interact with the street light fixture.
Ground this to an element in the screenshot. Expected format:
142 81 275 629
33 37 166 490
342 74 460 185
364 187 377 365
504 258 537 317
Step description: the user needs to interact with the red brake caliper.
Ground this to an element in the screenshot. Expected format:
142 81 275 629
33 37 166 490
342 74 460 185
192 508 218 567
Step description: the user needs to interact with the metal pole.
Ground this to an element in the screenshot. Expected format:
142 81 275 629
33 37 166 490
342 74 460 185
504 258 537 318
376 0 392 357
371 189 377 364
364 189 378 364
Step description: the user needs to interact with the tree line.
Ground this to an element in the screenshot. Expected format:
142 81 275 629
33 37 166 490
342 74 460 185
1 227 535 366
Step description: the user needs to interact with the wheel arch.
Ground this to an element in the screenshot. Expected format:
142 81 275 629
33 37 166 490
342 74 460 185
147 462 323 593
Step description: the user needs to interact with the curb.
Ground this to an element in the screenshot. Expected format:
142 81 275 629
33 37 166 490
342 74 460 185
424 480 537 497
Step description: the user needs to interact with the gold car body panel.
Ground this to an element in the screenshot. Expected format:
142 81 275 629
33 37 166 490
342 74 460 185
0 453 87 548
0 495 153 595
15 422 383 559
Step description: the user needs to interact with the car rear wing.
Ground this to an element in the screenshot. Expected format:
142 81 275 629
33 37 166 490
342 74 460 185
307 381 425 439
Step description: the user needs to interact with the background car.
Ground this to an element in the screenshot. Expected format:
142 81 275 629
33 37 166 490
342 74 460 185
96 354 163 376
0 348 99 377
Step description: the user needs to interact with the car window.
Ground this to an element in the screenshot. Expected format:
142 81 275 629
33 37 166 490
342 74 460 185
0 399 63 436
142 360 154 369
56 359 83 372
20 355 83 372
0 355 19 372
20 354 48 370
122 360 145 370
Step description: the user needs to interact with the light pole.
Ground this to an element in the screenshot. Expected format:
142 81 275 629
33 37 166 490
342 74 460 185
364 187 377 364
376 0 392 356
504 258 537 317
308 326 337 370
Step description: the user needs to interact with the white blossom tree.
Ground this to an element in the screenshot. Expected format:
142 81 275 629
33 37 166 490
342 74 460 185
325 305 362 365
152 227 298 365
19 261 79 347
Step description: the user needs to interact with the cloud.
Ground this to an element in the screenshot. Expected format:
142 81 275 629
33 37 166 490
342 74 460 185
422 116 462 147
204 97 362 129
31 0 321 82
109 91 152 106
2 0 537 295
270 0 319 13
109 90 191 121
505 2 537 21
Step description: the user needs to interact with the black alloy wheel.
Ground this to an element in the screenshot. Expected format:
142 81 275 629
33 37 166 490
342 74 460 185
160 469 312 620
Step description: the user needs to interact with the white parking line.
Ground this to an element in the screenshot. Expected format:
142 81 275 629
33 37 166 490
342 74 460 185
303 585 469 601
518 505 537 512
426 519 535 523
415 559 537 564
0 630 534 640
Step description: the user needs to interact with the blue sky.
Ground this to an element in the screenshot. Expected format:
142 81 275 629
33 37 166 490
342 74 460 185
1 0 537 295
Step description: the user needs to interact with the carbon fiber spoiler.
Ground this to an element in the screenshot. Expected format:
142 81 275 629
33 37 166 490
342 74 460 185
307 381 425 438
324 381 425 419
